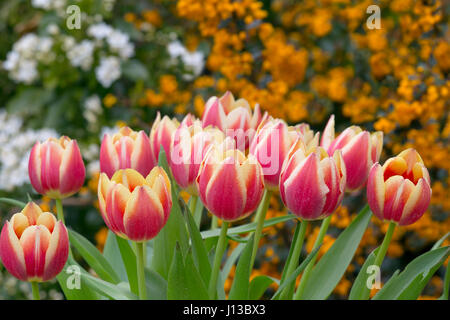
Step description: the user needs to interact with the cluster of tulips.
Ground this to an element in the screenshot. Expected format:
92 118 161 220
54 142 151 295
0 91 440 301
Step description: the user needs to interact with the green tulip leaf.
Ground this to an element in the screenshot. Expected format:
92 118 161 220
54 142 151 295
349 247 380 300
167 245 209 299
228 235 254 300
68 229 120 284
152 148 189 279
181 199 212 285
103 230 129 282
249 275 278 300
373 246 450 300
201 215 296 239
295 204 372 300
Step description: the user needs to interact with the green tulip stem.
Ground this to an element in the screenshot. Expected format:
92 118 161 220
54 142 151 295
250 189 271 271
136 241 147 300
31 282 40 300
360 220 396 300
55 198 65 225
208 221 229 299
294 215 331 299
280 219 308 300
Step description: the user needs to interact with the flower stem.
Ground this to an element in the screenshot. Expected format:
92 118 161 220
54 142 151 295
280 219 308 300
208 221 229 299
250 190 271 271
360 220 396 300
55 198 65 225
31 282 40 300
136 241 147 300
294 215 331 300
211 215 218 230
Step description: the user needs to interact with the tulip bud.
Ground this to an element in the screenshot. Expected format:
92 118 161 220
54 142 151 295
250 118 319 189
100 126 154 179
29 136 86 199
202 92 268 150
367 148 431 226
196 138 265 221
321 115 383 191
279 139 346 220
0 202 69 282
169 123 225 195
98 167 172 242
149 112 179 163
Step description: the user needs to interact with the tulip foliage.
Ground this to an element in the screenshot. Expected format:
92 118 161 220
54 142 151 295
0 92 448 301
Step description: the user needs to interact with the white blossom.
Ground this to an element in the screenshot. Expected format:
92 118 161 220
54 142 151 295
95 56 121 88
67 40 95 71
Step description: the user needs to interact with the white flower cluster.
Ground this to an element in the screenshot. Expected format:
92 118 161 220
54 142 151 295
3 34 54 84
83 95 102 130
0 111 58 192
31 0 66 11
167 41 205 80
86 23 135 87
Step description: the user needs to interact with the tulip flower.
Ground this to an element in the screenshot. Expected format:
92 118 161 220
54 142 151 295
100 126 154 179
321 115 383 191
357 148 432 300
202 91 267 150
28 136 86 199
250 118 319 190
149 112 180 164
169 123 225 195
367 148 431 226
279 139 346 220
0 202 69 298
98 167 172 242
196 138 265 222
98 167 172 300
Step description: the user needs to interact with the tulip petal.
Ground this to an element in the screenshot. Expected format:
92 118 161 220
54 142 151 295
320 115 335 150
282 153 329 219
341 131 371 190
100 134 120 178
43 221 69 281
123 186 165 241
59 140 85 197
28 142 44 194
40 140 63 192
366 163 385 220
399 178 431 226
20 225 51 280
130 131 154 177
205 158 246 221
0 222 27 281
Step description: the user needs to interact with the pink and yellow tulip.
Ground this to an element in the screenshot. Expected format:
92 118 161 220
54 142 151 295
169 123 225 195
196 139 265 221
202 91 267 150
28 136 86 199
98 167 172 242
279 139 346 220
149 112 180 164
321 115 383 191
367 148 431 226
0 202 69 282
250 118 319 190
100 126 154 178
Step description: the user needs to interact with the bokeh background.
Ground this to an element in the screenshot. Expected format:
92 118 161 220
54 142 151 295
0 0 448 300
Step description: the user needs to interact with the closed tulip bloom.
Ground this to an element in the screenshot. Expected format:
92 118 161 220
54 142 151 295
0 202 69 282
196 139 265 221
202 91 267 150
149 112 180 164
100 126 154 179
367 148 431 226
29 136 86 199
321 115 383 191
169 123 225 195
250 118 319 189
279 139 346 220
98 167 172 242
